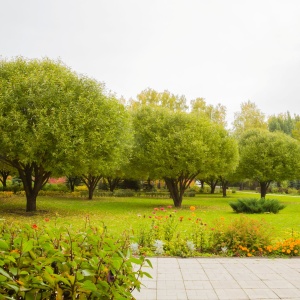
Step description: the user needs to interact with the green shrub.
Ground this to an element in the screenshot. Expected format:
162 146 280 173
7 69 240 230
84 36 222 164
287 187 298 194
42 183 69 192
210 216 273 256
229 198 286 214
184 190 196 197
113 189 135 197
0 220 151 299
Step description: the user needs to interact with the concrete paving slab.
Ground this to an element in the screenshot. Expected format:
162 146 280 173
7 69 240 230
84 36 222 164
132 258 300 300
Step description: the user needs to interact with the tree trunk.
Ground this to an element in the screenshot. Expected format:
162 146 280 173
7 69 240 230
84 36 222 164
107 177 121 192
164 172 198 207
164 178 183 207
219 177 228 197
81 174 102 200
10 161 51 212
66 176 81 192
26 193 37 211
0 170 10 190
260 181 271 198
205 178 218 194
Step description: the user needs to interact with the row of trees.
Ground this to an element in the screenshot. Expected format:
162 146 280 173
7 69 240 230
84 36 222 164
1 58 300 211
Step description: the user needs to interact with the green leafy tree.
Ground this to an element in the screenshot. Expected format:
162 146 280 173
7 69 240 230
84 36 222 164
0 58 131 210
190 97 227 127
132 106 233 207
129 88 188 111
237 129 300 198
268 111 297 135
72 93 132 200
198 129 239 196
233 100 267 138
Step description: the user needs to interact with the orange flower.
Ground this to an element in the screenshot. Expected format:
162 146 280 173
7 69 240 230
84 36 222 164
190 206 196 211
294 250 298 254
179 216 184 222
44 218 50 222
32 224 38 230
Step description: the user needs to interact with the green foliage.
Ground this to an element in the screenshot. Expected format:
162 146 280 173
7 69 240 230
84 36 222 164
0 57 132 210
113 189 135 197
0 220 151 299
210 216 273 256
233 100 267 138
237 129 300 198
184 189 196 197
229 198 286 214
131 105 238 207
42 183 69 192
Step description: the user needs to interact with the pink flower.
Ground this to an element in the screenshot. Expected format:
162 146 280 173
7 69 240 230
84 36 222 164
167 205 172 209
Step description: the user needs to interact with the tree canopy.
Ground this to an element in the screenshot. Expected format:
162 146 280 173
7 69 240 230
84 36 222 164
190 97 227 127
237 129 300 198
129 88 188 111
233 100 267 138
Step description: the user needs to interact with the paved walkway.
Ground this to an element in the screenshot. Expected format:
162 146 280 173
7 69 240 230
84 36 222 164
132 258 300 300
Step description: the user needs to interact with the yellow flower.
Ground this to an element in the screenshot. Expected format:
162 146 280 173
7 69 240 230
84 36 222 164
287 249 291 254
294 250 298 254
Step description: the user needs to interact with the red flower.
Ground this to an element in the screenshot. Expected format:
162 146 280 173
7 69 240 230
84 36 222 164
32 224 38 230
160 207 165 211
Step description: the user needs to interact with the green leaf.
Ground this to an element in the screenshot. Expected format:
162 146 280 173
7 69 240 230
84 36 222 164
22 240 34 253
145 258 153 268
81 280 98 292
81 269 94 277
0 274 7 282
0 267 13 280
141 271 152 279
0 239 9 250
128 257 142 265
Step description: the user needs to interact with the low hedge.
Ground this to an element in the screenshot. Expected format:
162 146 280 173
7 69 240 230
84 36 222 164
229 198 286 214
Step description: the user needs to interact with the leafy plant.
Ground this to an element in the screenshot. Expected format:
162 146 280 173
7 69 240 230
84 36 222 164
0 220 152 299
209 216 273 256
229 198 286 214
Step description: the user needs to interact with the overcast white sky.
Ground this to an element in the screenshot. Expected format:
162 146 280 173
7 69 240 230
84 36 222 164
1 0 300 125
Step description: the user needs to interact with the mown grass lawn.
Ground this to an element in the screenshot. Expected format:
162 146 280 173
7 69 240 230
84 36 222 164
0 191 299 240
